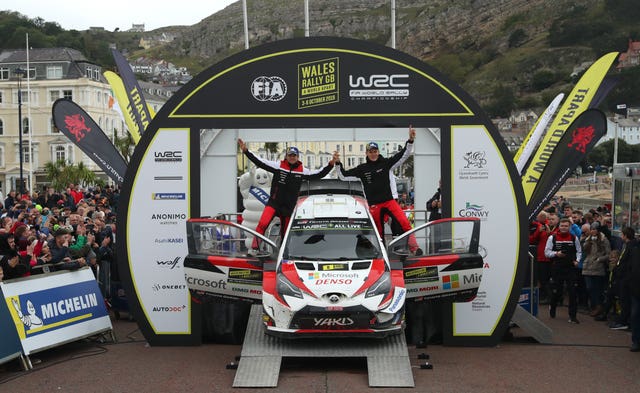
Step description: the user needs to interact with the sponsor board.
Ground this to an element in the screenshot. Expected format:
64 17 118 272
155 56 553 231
403 266 438 283
348 74 409 101
1 269 111 355
154 150 183 163
152 193 186 200
298 57 339 108
251 76 287 102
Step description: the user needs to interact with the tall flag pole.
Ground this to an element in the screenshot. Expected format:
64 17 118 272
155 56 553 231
527 109 607 220
304 0 309 37
242 0 249 49
26 33 34 194
391 0 396 49
514 93 564 175
110 49 153 142
520 52 618 202
52 99 127 186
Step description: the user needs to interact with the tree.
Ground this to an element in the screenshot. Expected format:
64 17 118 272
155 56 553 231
114 132 135 163
43 160 103 191
264 142 279 159
586 139 640 167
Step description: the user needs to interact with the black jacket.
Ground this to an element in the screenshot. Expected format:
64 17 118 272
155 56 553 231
244 151 334 216
339 141 413 205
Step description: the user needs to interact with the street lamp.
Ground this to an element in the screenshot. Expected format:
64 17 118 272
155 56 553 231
15 67 27 195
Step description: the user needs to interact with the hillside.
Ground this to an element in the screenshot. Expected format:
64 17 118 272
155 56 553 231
3 0 640 115
144 0 637 115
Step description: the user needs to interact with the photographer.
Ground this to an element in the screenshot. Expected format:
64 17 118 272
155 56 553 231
545 218 582 323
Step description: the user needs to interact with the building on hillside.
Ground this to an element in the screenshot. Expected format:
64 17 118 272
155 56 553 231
617 39 640 70
129 24 145 33
601 117 640 145
0 47 170 195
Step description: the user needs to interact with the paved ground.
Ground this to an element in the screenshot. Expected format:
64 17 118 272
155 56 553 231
1 305 639 393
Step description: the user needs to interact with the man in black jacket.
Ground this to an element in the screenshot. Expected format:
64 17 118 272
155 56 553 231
337 126 421 254
238 139 338 248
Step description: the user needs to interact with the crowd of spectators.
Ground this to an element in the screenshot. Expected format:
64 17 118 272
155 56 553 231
0 184 119 299
529 195 640 351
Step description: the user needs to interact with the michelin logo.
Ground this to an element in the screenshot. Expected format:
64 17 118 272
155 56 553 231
12 299 43 330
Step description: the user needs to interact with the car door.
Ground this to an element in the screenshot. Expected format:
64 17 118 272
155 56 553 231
184 218 278 303
387 217 484 302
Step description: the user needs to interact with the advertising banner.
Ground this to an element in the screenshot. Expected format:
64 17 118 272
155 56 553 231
52 99 128 186
0 285 23 366
521 52 618 202
451 126 520 335
1 268 111 355
527 109 607 221
514 93 564 175
126 129 190 335
111 49 153 140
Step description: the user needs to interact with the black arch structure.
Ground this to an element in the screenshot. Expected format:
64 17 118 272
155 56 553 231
117 37 528 346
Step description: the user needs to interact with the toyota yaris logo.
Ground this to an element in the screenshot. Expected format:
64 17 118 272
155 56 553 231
329 294 340 303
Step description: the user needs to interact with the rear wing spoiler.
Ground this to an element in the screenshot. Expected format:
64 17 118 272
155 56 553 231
299 179 365 197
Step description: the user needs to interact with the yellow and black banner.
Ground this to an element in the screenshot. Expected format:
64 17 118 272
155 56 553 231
521 52 618 202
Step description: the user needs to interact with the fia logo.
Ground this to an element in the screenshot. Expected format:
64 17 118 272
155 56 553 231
251 76 287 101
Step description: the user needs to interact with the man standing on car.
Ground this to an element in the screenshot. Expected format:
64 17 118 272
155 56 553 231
336 126 421 255
238 139 339 250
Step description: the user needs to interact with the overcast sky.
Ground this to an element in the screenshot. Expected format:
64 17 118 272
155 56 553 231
5 0 238 31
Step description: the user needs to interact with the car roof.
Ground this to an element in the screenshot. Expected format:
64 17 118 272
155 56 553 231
293 194 368 220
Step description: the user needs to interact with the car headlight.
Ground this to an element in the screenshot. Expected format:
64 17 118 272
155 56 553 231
277 274 303 299
365 272 391 298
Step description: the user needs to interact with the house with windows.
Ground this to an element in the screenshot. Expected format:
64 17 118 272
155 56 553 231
0 48 135 194
617 39 640 70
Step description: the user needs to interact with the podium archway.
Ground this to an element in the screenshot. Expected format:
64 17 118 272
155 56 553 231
117 37 527 346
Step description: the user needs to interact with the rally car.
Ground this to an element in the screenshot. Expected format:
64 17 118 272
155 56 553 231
184 179 483 338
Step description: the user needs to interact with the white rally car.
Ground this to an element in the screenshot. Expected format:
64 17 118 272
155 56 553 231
184 180 483 338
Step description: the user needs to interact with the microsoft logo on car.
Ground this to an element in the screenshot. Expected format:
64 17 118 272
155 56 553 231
308 272 320 280
442 274 459 290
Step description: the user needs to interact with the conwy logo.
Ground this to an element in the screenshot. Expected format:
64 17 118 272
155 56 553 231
251 76 287 101
458 202 489 218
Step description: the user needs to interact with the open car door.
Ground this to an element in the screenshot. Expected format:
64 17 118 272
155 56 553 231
184 218 278 303
388 217 484 302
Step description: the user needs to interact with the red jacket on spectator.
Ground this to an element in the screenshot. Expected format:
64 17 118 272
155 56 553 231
529 220 551 263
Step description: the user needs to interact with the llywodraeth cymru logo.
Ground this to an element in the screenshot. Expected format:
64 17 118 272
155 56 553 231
298 58 339 109
463 151 487 169
459 150 489 180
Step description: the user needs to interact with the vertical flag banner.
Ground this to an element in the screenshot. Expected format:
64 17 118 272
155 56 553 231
514 93 564 174
52 99 128 185
520 52 618 202
104 70 142 144
111 49 153 142
527 109 607 220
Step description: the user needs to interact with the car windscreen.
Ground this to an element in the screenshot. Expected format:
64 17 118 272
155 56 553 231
282 218 381 261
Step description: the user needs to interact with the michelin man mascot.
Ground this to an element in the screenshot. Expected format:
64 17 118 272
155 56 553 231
238 165 273 250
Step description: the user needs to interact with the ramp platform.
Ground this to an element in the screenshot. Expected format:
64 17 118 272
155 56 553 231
233 304 415 388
